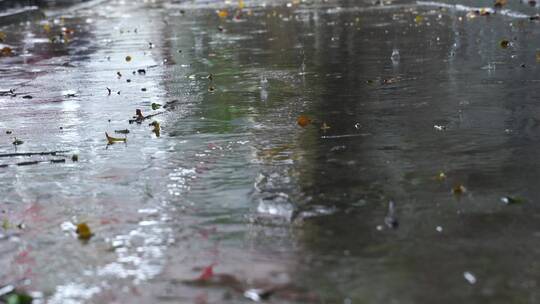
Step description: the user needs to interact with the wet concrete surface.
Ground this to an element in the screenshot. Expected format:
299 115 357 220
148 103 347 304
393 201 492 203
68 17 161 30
1 0 540 303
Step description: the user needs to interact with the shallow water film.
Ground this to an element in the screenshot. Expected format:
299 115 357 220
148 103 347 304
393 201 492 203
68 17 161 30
1 0 540 303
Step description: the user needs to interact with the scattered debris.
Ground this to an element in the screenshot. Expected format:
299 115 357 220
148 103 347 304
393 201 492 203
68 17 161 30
163 100 179 109
12 138 23 146
435 172 447 181
500 196 523 205
244 288 273 302
137 69 146 75
320 122 331 132
434 125 446 131
499 39 510 49
17 161 39 166
463 271 477 284
71 154 79 162
107 87 112 95
125 55 132 62
114 129 130 134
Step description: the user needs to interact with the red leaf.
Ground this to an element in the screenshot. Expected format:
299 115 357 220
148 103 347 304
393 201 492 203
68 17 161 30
198 265 214 281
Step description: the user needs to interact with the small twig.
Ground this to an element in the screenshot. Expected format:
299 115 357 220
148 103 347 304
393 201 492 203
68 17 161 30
129 111 164 124
0 151 69 158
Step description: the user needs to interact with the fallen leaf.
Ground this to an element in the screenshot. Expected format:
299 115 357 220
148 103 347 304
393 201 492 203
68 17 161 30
151 103 161 110
4 291 32 304
217 10 229 18
297 115 311 127
494 0 507 8
500 39 510 49
105 132 127 144
150 121 160 137
199 265 214 281
0 47 13 57
414 15 424 24
452 184 467 195
2 218 9 230
12 138 23 146
76 222 93 240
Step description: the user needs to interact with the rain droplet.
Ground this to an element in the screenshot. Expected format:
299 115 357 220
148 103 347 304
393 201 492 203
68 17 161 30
391 48 400 64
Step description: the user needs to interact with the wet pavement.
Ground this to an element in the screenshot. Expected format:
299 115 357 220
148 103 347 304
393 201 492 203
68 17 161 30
1 0 540 303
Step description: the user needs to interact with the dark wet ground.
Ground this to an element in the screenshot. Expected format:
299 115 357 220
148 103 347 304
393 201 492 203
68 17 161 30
1 0 540 303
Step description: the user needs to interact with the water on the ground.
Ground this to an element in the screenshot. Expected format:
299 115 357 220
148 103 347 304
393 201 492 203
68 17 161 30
1 0 540 303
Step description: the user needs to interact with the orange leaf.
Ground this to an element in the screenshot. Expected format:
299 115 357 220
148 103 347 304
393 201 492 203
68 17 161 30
297 115 311 127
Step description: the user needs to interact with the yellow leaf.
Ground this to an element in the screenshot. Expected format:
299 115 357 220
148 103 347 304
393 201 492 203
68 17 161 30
105 132 126 144
150 121 161 137
76 223 93 240
217 10 228 18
